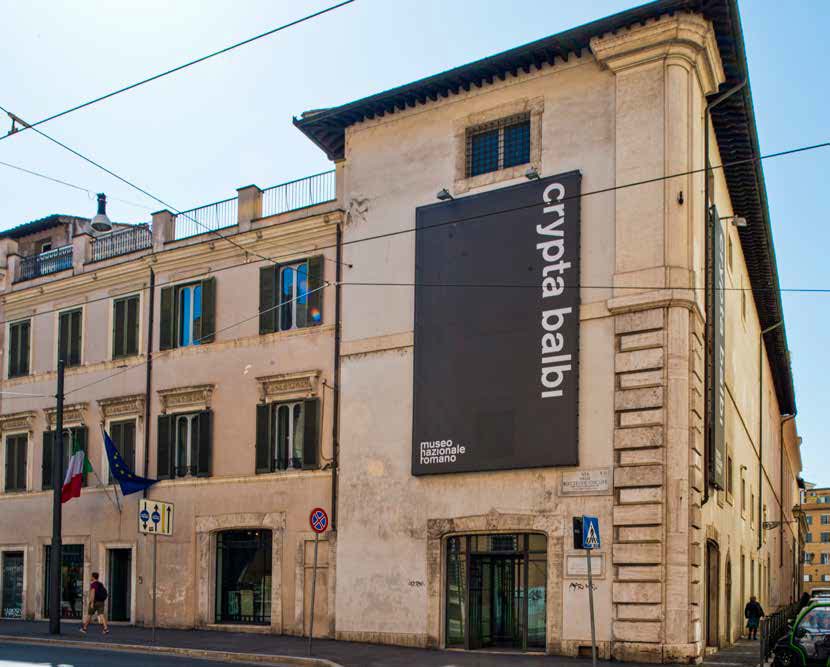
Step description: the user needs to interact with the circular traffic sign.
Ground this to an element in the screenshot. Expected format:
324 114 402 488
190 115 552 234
309 507 328 534
140 509 150 523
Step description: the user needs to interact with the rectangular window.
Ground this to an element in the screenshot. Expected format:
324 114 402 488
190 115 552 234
112 295 140 359
741 473 747 514
807 533 814 543
808 516 814 525
8 320 31 378
159 279 215 350
108 420 136 484
806 552 815 563
156 411 211 479
41 428 88 491
822 515 830 525
466 114 531 177
821 553 829 565
4 434 27 492
822 533 830 543
726 456 734 497
38 240 52 253
258 258 324 335
57 309 82 367
751 493 755 525
255 399 320 473
805 574 812 582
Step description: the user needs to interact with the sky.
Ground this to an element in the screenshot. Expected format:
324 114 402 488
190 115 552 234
0 1 827 483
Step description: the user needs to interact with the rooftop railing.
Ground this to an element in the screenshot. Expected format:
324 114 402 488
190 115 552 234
90 224 152 262
174 197 238 241
261 170 336 218
15 245 73 282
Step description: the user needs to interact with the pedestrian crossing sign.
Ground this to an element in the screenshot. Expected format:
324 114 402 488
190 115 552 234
582 516 600 550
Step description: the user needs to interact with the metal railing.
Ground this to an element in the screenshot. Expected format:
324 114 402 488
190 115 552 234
90 224 152 262
15 245 73 282
174 197 238 240
761 601 801 663
261 170 335 218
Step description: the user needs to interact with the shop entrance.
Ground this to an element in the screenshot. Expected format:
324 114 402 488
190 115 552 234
2 551 24 618
107 549 132 622
446 533 546 652
215 530 272 625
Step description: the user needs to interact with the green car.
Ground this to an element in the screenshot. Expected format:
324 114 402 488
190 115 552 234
774 602 830 667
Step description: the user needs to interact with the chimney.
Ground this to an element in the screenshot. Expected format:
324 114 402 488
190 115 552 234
90 193 113 232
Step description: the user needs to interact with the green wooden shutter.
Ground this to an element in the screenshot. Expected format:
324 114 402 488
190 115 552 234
68 310 82 366
306 255 324 327
200 278 216 344
108 421 122 484
159 287 175 351
113 298 125 359
9 323 19 377
195 410 212 477
20 321 30 376
124 420 136 471
42 431 54 490
157 415 173 479
255 403 272 473
259 267 278 334
57 312 70 364
16 437 27 491
4 439 13 491
126 295 139 356
302 399 320 470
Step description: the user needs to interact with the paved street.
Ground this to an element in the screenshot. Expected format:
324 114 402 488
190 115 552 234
0 642 263 666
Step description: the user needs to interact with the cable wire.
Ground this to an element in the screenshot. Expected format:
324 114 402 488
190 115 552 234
0 138 827 330
1 1 355 142
0 159 153 209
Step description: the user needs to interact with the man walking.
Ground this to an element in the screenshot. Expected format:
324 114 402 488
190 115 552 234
745 595 765 640
80 572 109 634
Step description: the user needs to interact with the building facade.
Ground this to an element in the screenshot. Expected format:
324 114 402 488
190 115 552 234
296 0 802 662
802 487 830 591
0 0 806 663
0 176 342 636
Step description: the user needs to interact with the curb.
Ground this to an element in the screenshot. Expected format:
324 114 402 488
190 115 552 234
0 635 343 667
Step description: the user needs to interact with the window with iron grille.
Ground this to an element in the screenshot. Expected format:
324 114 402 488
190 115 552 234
466 113 531 177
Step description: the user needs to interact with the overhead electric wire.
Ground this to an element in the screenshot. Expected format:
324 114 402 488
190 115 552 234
0 1 355 142
0 159 153 209
62 282 330 397
0 137 826 333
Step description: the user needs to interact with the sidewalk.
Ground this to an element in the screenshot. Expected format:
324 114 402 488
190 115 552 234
0 620 621 667
702 638 764 667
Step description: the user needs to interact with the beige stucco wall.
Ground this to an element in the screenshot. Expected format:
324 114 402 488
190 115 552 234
0 207 339 635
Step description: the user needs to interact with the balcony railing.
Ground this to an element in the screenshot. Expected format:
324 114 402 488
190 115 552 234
90 224 152 262
15 245 73 282
174 197 238 241
261 170 336 218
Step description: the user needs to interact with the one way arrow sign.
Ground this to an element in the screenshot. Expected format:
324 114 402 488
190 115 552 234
138 499 174 536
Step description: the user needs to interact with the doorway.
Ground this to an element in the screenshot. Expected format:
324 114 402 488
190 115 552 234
706 541 720 647
215 530 272 625
446 533 546 651
107 549 132 622
2 551 24 618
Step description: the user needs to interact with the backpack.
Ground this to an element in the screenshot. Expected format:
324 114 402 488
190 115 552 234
94 582 108 602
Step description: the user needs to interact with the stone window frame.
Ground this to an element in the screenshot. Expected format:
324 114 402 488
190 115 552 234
34 534 91 620
196 512 285 633
0 411 35 495
453 97 544 195
425 510 561 654
256 370 320 405
157 384 214 415
98 394 145 480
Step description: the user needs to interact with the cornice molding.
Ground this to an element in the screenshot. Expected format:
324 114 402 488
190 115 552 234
97 393 145 422
158 384 215 414
256 370 320 403
590 12 725 95
0 411 36 433
44 402 88 428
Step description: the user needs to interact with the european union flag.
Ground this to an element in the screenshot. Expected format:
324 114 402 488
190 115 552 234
104 431 158 496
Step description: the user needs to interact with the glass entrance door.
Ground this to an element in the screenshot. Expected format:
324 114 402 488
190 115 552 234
446 533 546 652
44 544 84 619
107 549 132 622
215 530 272 625
2 551 24 618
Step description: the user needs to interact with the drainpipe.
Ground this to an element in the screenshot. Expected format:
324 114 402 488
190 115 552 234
780 414 796 569
330 224 342 532
702 78 746 506
758 320 783 549
142 268 155 495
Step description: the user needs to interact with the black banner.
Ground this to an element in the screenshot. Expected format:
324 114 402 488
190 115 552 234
412 171 581 475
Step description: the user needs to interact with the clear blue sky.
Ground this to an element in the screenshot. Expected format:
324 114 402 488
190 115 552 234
1 1 827 483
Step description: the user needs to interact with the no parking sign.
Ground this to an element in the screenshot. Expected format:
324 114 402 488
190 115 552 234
310 507 328 534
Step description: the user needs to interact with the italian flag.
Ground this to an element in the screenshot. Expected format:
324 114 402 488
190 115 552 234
61 434 92 504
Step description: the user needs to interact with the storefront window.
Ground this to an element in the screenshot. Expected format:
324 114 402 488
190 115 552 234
445 533 546 651
44 544 84 619
215 530 272 625
2 551 24 618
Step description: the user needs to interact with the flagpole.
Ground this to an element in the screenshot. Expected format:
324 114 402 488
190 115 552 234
97 426 122 514
49 359 65 635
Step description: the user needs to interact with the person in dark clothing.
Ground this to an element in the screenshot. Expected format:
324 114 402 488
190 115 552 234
745 596 765 640
799 592 813 612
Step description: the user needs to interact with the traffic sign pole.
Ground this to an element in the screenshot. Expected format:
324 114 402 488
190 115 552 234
586 544 597 667
308 532 319 657
152 533 158 643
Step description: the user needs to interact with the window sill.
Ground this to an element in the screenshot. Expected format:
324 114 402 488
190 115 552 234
454 162 535 196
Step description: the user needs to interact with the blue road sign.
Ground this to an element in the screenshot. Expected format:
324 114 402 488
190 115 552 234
140 508 150 527
151 509 161 526
582 516 600 550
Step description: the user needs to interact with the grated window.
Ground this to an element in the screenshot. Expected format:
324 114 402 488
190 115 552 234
466 113 531 177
